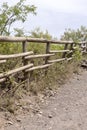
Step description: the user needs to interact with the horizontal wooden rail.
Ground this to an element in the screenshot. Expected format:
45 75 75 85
0 36 26 42
49 50 70 53
48 57 73 63
0 78 6 83
0 64 33 78
78 41 87 45
0 36 74 44
27 38 74 44
68 50 73 53
0 60 6 63
48 58 66 63
26 64 53 72
25 53 54 60
82 51 87 54
0 36 86 45
66 50 73 55
67 57 73 61
73 47 78 50
0 52 33 60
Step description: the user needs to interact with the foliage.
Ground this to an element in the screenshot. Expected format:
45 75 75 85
0 43 22 54
0 0 36 55
61 26 87 62
73 47 82 62
0 0 36 35
61 26 87 42
30 27 53 40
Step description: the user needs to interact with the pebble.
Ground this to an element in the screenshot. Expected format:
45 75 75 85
7 121 13 125
48 114 53 118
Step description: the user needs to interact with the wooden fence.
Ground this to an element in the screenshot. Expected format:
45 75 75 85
0 36 87 85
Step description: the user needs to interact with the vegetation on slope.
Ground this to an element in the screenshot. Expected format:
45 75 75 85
0 0 84 113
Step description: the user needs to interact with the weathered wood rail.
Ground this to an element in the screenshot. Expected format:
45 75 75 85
0 36 87 85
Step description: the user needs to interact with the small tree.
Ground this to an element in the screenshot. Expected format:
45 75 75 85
30 27 53 40
61 26 87 42
0 0 36 35
61 26 87 62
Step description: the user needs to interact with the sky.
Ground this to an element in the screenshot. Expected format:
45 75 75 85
1 0 87 38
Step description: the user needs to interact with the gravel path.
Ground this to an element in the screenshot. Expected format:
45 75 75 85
3 70 87 130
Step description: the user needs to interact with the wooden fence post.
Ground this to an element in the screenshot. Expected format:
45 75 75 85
45 42 50 75
22 41 28 66
62 44 68 58
22 41 27 52
22 41 29 88
45 42 50 64
68 43 74 57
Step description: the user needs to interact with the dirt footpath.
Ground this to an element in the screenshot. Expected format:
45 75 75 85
3 70 87 130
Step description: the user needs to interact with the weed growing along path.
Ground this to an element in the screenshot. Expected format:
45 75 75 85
3 69 87 130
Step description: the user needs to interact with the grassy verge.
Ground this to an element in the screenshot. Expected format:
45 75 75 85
0 42 82 113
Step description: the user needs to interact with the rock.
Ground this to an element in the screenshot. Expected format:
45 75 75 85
77 78 80 80
48 114 53 118
16 118 21 123
7 121 13 125
39 111 43 114
37 113 42 117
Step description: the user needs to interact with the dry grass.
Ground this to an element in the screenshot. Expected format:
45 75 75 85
0 59 81 113
28 60 80 94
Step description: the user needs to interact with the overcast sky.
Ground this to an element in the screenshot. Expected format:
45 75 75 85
1 0 87 38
